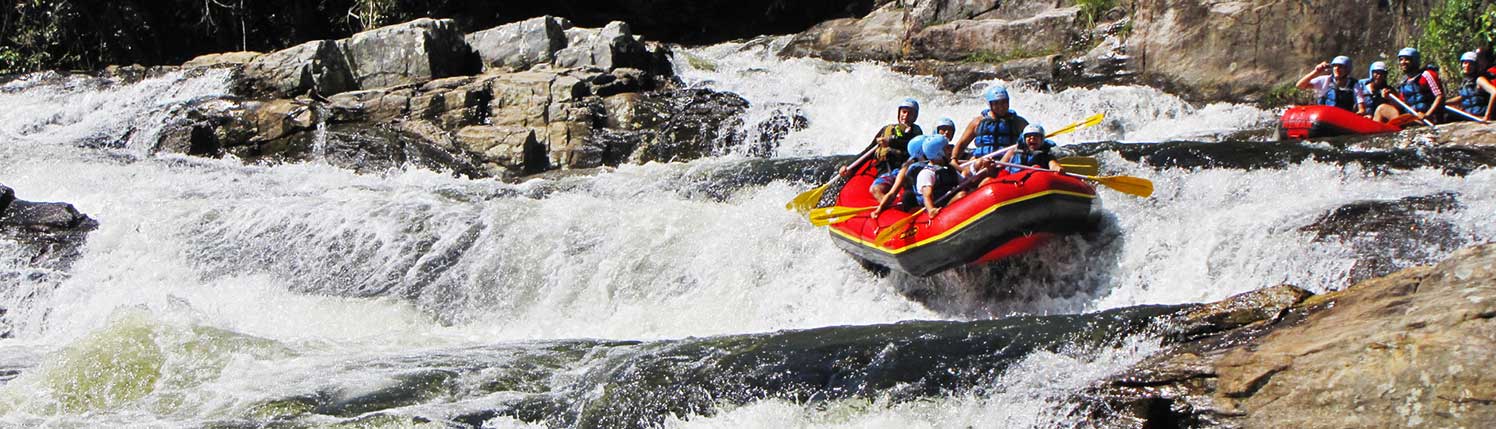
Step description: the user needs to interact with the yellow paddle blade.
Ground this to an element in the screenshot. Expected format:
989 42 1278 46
807 206 876 226
1046 113 1105 138
874 208 925 246
1057 156 1099 176
1086 175 1154 198
785 182 831 214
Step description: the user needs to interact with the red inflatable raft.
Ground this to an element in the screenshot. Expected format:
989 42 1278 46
1279 105 1400 139
827 163 1101 277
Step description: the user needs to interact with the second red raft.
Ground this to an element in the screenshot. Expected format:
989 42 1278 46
1279 105 1401 139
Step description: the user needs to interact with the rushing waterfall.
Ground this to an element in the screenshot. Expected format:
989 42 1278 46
0 37 1492 427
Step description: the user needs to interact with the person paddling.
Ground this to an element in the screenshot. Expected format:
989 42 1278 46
1358 61 1391 118
954 85 1029 162
1381 48 1444 125
1445 51 1495 122
847 98 924 201
1296 55 1358 112
916 134 963 218
871 135 931 218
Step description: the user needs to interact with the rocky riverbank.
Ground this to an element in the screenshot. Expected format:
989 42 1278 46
1083 242 1496 428
55 16 797 180
783 0 1437 103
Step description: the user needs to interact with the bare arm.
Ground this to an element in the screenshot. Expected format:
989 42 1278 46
1296 62 1329 90
951 117 981 162
873 160 914 216
1481 76 1496 121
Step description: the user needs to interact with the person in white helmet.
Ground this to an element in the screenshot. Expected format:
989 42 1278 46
999 124 1063 173
845 98 925 201
1357 61 1392 118
1296 55 1359 112
1445 51 1496 122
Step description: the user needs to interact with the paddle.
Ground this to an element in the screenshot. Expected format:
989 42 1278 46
874 207 924 245
807 206 877 226
992 160 1153 198
958 113 1106 169
785 146 878 214
1057 156 1099 176
1443 105 1489 124
1388 93 1439 133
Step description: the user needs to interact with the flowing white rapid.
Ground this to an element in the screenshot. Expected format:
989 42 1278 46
0 37 1491 426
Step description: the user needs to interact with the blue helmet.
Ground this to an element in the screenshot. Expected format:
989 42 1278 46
983 85 1009 103
936 117 956 130
1398 47 1420 62
898 97 920 114
907 135 928 161
922 134 951 161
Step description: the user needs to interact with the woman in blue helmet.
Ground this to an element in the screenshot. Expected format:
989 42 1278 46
848 98 925 201
1445 51 1495 122
915 134 965 218
953 85 1029 162
871 135 932 218
1296 55 1359 112
1382 47 1445 124
1358 61 1391 118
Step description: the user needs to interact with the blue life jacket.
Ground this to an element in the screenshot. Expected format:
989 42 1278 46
1357 78 1387 112
913 163 963 207
1318 77 1357 111
897 161 927 210
1459 76 1492 116
1006 141 1056 174
1400 73 1437 113
971 110 1024 157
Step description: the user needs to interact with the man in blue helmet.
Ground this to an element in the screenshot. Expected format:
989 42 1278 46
934 117 957 141
1382 47 1444 124
1000 124 1063 173
1445 51 1495 122
1296 55 1359 112
954 85 1029 162
1358 61 1391 118
847 98 924 201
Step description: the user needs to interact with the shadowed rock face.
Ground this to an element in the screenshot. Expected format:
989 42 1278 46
1083 243 1496 428
0 185 98 272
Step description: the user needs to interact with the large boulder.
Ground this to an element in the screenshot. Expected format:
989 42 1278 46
1087 243 1496 427
338 18 475 90
781 8 909 62
908 7 1082 62
465 16 568 72
1127 0 1433 102
0 186 99 272
554 21 671 75
455 125 549 174
242 40 356 97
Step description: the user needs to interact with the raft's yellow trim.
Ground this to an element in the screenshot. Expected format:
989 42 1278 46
830 190 1096 255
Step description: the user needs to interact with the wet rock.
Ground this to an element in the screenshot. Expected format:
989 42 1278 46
327 87 416 124
0 186 99 272
242 40 356 98
248 99 321 142
1086 243 1496 428
181 51 264 69
229 122 488 178
410 76 492 129
466 16 568 72
338 18 476 90
909 7 1081 62
456 125 548 175
626 88 749 164
1300 192 1464 284
554 21 664 74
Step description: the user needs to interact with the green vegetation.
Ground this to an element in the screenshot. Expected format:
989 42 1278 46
1077 0 1118 28
1419 0 1496 73
1263 83 1309 107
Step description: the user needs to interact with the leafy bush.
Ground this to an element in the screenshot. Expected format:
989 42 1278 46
1077 0 1117 27
1419 0 1496 73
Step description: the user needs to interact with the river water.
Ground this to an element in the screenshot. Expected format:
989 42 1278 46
0 38 1492 427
